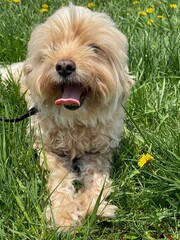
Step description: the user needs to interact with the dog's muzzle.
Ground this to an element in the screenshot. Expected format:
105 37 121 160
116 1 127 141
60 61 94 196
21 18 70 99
55 60 87 110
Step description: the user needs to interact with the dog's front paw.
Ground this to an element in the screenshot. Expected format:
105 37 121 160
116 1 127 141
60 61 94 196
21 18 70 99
46 203 83 231
97 202 118 218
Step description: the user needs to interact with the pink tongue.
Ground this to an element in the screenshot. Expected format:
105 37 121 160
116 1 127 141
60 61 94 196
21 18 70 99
55 85 83 106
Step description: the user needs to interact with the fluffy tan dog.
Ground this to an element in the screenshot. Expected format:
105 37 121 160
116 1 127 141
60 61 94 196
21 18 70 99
0 4 133 231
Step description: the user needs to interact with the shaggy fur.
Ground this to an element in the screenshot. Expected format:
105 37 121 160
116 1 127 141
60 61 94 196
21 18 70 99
0 4 133 231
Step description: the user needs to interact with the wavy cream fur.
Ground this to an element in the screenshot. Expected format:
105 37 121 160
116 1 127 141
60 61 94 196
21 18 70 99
0 4 133 231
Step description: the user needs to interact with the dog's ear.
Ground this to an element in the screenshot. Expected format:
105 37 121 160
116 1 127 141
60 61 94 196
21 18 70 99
127 76 135 88
119 69 134 104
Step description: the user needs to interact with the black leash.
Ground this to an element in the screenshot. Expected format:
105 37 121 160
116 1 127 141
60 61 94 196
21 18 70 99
0 106 38 123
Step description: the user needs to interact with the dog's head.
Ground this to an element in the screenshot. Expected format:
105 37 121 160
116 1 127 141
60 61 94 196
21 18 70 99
24 4 133 125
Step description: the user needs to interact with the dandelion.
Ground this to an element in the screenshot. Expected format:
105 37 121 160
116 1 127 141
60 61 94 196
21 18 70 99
87 2 96 9
157 15 164 19
42 4 48 9
147 19 155 25
138 153 154 168
132 1 140 5
13 0 20 3
170 3 177 9
139 11 147 16
40 3 49 13
146 7 155 13
6 0 11 2
40 8 48 13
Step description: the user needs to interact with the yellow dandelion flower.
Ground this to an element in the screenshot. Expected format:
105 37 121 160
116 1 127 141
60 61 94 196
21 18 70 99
87 2 96 9
132 1 140 5
42 3 48 9
13 0 20 3
138 153 154 168
170 4 177 9
139 11 147 16
147 19 155 25
40 8 48 13
6 0 11 2
157 15 164 19
146 7 155 13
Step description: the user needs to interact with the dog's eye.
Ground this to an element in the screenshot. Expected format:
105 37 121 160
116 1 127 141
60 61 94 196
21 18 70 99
88 44 102 53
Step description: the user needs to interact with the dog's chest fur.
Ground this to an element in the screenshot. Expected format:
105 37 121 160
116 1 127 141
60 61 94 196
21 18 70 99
32 114 121 159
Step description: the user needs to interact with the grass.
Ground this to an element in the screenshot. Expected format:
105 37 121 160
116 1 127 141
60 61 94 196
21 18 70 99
0 0 179 239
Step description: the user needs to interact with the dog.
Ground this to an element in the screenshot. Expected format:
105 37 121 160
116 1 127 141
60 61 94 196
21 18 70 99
0 4 133 231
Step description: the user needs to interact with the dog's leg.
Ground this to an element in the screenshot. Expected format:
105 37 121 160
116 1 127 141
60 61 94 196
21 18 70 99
0 62 24 82
77 153 118 218
0 62 29 97
43 151 83 230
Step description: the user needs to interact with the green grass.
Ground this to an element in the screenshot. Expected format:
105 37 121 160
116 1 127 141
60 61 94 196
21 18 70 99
0 0 179 239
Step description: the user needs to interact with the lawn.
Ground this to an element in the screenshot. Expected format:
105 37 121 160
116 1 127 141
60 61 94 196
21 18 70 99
0 0 179 239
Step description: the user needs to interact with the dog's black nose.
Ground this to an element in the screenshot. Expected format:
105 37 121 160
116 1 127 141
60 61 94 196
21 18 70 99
56 60 76 77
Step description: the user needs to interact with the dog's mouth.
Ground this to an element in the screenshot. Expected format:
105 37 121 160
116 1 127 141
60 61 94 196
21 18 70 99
55 84 87 110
